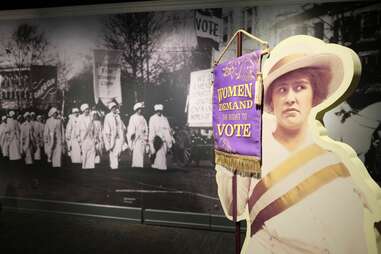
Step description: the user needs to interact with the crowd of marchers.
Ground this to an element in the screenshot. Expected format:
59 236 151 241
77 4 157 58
0 102 175 170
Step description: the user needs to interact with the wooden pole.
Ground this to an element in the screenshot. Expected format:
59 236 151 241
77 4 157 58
234 30 243 254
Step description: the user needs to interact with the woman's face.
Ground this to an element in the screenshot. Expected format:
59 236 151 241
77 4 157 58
270 70 314 131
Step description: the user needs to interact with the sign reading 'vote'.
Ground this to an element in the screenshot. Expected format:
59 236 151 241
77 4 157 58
213 51 262 173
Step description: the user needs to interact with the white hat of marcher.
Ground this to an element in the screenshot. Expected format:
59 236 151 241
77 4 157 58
1 115 6 121
80 104 89 112
8 111 15 117
133 102 144 111
108 102 117 110
72 108 79 113
23 112 30 118
154 104 163 111
30 112 36 116
262 35 357 114
48 107 58 117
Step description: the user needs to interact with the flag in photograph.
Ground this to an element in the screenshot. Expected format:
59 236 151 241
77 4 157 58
93 49 122 105
31 65 58 110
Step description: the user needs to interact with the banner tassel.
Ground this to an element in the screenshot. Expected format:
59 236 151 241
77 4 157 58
255 72 263 106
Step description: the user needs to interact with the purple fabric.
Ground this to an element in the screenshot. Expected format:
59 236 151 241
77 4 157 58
213 50 262 158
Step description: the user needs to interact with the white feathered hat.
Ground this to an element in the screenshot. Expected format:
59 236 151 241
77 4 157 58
80 104 89 112
154 104 163 111
133 102 144 111
48 107 58 117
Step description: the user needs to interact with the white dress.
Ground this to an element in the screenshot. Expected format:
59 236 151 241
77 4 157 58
65 115 82 163
20 121 34 165
7 118 21 160
127 113 148 168
78 114 95 169
0 122 9 157
148 114 173 170
103 112 125 169
32 120 44 161
44 117 64 167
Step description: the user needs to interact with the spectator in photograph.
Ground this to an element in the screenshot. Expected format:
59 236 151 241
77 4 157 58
127 102 148 168
44 107 64 167
0 116 9 158
7 111 21 161
148 104 173 170
216 36 376 253
32 114 44 161
20 112 35 165
78 104 95 169
92 110 103 164
103 102 125 169
65 108 81 164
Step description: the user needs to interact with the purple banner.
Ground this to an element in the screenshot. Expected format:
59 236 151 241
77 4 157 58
213 50 262 160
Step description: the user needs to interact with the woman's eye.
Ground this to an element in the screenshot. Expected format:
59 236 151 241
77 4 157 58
277 87 286 93
296 85 306 91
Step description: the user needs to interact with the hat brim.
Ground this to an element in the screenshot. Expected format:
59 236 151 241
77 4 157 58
264 53 344 113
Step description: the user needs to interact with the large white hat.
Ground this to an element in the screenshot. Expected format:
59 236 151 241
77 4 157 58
8 111 15 117
23 112 30 118
262 35 356 113
133 102 144 111
108 102 117 110
30 112 36 116
154 104 163 111
48 107 58 117
1 115 6 121
72 108 79 113
80 104 89 112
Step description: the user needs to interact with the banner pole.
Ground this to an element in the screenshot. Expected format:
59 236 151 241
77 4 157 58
233 30 243 254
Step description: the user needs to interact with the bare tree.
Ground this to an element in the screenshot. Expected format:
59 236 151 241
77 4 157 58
102 13 165 96
4 23 52 68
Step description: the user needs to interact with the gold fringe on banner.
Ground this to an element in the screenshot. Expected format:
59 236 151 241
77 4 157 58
215 149 261 178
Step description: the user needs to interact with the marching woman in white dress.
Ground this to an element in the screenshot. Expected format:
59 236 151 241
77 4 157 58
44 107 64 168
20 112 35 165
103 102 125 169
65 108 82 164
127 102 148 168
32 115 44 161
78 104 96 169
148 104 173 170
7 111 21 161
0 116 9 158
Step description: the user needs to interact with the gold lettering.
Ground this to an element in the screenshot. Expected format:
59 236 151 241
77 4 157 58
217 124 225 136
225 124 234 137
243 124 251 137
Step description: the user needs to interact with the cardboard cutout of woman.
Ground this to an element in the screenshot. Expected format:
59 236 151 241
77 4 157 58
216 35 381 254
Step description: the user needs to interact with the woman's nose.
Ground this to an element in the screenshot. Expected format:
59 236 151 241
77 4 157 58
285 89 297 104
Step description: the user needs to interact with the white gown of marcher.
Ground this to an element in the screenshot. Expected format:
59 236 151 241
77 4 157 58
66 114 82 163
32 120 44 161
44 117 64 167
93 119 103 164
103 112 125 169
20 121 35 165
7 118 21 160
0 120 9 157
148 114 173 170
78 114 96 169
127 113 148 168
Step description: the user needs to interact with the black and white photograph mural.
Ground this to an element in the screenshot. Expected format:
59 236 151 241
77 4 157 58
0 1 380 215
